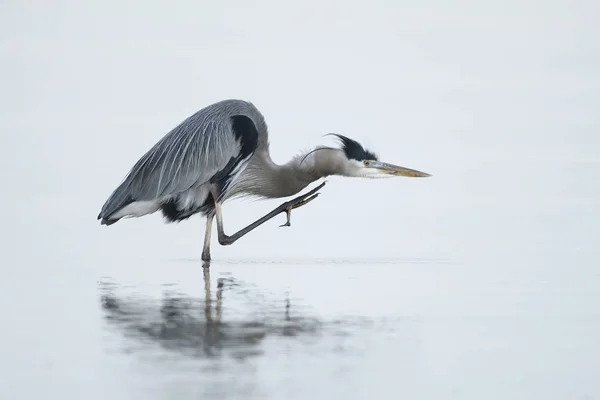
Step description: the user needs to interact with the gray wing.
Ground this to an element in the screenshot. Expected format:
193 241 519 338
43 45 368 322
98 99 264 220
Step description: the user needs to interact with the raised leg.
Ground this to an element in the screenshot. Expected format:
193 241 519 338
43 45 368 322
201 213 214 262
214 181 325 246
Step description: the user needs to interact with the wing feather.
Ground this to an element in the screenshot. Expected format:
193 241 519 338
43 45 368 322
99 99 265 220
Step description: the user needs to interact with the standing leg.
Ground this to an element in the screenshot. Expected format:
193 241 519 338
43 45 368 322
213 181 325 246
201 213 214 262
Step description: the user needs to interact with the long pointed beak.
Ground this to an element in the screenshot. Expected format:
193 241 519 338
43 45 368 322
376 162 432 177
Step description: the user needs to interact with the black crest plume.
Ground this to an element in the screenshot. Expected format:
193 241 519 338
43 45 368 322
327 133 378 161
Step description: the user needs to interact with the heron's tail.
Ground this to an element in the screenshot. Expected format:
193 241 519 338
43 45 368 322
98 216 120 225
97 183 135 226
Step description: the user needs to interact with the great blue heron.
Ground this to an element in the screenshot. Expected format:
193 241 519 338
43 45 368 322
98 99 431 261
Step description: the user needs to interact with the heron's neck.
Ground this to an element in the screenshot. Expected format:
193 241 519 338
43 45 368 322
240 148 344 199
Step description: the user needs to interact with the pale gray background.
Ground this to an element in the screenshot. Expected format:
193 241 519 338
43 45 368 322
1 0 599 399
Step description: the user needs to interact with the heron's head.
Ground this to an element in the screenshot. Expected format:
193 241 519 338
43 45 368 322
327 134 431 179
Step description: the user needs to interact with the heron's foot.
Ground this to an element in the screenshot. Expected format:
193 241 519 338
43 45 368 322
201 250 211 262
278 181 326 227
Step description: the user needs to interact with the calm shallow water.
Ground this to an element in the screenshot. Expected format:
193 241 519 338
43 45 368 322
102 257 600 400
3 254 598 399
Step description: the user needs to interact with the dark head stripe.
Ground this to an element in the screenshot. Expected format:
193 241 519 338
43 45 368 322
328 133 378 161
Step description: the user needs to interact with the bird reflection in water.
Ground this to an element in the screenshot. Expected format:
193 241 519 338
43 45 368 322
99 263 321 360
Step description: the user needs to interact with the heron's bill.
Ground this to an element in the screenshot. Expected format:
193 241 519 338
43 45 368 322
377 162 431 177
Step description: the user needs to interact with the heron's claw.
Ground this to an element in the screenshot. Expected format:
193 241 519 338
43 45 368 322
278 182 325 228
279 194 319 227
280 208 292 227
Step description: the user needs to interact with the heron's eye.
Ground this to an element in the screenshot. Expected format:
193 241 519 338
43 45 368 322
363 160 370 166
